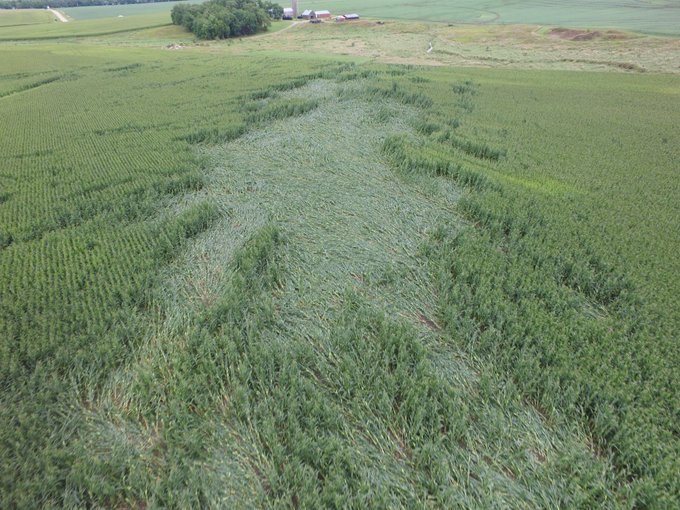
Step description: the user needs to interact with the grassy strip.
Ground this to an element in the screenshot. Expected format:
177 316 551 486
244 98 319 124
363 82 433 108
0 23 170 41
182 124 247 145
182 73 329 145
0 74 60 99
439 131 506 161
154 201 219 264
181 98 320 144
383 134 493 191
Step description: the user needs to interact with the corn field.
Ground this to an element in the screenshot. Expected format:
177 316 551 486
1 39 679 508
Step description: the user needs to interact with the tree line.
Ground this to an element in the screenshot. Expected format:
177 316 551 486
171 0 282 40
0 0 175 9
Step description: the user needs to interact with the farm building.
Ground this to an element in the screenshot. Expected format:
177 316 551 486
301 9 312 19
344 13 360 20
335 15 345 21
312 10 331 19
283 7 294 19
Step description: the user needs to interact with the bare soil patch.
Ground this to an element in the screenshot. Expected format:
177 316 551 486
548 27 630 41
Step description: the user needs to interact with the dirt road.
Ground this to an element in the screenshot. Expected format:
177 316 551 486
48 8 69 22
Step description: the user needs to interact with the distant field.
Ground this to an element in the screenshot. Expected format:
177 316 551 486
0 12 169 39
1 0 677 39
36 0 680 36
299 0 680 36
0 8 53 27
62 0 203 20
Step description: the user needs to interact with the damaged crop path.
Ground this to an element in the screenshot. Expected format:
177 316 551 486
1 45 678 508
73 70 677 507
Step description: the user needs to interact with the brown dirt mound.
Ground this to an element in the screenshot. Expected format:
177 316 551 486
548 27 630 41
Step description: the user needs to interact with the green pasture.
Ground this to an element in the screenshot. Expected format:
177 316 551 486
62 0 203 20
0 8 53 27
